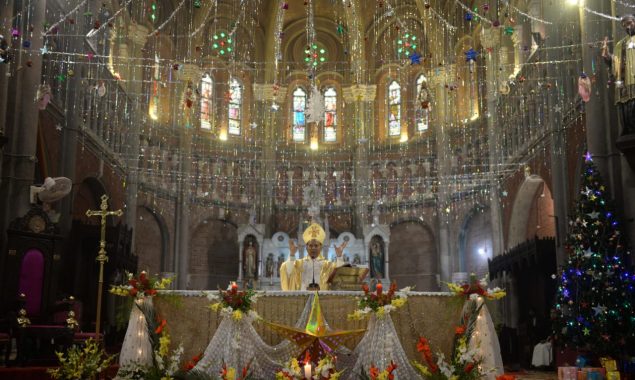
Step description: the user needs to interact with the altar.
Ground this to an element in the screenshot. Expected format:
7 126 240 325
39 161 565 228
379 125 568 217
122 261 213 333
154 290 464 363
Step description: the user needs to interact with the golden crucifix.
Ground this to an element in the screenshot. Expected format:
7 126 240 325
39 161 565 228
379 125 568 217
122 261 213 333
86 194 123 342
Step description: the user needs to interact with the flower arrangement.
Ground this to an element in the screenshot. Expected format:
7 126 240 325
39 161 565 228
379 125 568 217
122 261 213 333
116 306 185 380
446 274 505 301
359 361 398 380
276 353 342 380
275 357 303 380
348 282 411 320
312 354 343 380
413 334 483 380
47 338 114 380
110 271 173 298
207 282 259 321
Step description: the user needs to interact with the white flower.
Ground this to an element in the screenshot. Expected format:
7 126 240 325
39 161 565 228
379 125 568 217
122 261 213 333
362 307 372 314
383 304 395 313
469 293 479 301
203 291 219 301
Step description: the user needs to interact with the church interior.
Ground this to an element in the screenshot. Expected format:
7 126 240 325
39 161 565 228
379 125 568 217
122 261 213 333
1 0 635 379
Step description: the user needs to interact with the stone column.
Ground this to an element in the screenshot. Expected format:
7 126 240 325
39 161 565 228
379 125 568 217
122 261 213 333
480 27 505 259
174 64 201 289
123 23 149 243
343 84 376 235
0 0 47 239
254 83 286 236
429 65 454 283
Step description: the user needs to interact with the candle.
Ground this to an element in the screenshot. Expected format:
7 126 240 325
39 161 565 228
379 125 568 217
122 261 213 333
304 362 312 379
376 282 383 295
231 282 238 292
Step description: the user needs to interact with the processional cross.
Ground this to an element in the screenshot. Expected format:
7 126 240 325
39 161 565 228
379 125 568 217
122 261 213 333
86 194 123 342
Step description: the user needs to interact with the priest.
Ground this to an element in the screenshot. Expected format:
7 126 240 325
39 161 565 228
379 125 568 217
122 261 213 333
280 223 347 291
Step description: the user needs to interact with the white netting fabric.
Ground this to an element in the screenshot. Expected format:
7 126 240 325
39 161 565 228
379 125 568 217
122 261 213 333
193 294 320 377
468 300 503 380
118 297 153 368
347 314 422 380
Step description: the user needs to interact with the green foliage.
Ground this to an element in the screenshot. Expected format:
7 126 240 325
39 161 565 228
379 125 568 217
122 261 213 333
47 339 114 380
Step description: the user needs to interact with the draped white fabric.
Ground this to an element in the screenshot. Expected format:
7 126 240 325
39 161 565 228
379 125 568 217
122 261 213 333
118 297 153 368
193 295 319 377
469 300 504 380
347 314 422 380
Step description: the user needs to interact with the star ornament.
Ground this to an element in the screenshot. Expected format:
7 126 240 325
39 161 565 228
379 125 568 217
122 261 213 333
587 211 600 220
592 305 607 316
409 51 422 65
465 48 478 62
263 293 365 361
583 327 590 336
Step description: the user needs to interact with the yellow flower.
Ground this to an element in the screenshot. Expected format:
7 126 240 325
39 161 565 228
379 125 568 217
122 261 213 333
391 298 406 308
450 376 459 380
331 371 344 380
157 277 173 289
413 361 432 376
376 307 386 318
210 303 221 312
159 335 170 358
490 290 506 299
290 358 301 373
225 367 236 380
232 310 243 321
347 310 363 321
161 377 173 380
446 282 463 294
377 371 389 380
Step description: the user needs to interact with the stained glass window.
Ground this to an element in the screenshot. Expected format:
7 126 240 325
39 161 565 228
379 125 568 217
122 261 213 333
388 80 401 137
200 74 213 130
293 87 307 142
323 87 337 142
415 74 429 132
228 77 242 135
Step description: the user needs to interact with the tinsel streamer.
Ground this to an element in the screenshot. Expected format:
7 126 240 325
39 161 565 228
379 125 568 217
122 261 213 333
503 1 553 25
147 0 187 37
425 4 458 31
90 0 135 37
612 0 635 8
189 0 218 37
583 6 621 21
42 0 90 36
454 0 493 25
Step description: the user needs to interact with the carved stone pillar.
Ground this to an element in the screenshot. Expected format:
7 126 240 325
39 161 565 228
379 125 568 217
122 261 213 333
481 27 505 260
254 83 287 235
429 66 454 283
174 64 201 288
343 84 376 235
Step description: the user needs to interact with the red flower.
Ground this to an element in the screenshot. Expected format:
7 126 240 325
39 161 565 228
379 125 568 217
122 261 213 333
369 365 379 380
455 325 466 335
129 288 138 297
129 278 138 288
139 272 147 282
465 362 475 373
362 283 370 294
155 319 167 334
387 361 398 373
145 289 157 296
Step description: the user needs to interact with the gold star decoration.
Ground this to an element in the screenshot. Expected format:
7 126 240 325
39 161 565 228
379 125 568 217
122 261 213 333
263 292 365 362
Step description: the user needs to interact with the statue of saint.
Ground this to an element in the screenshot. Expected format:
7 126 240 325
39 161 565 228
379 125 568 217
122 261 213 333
371 165 384 201
280 223 347 291
276 253 285 277
243 240 257 279
603 15 635 135
369 237 385 279
265 253 274 278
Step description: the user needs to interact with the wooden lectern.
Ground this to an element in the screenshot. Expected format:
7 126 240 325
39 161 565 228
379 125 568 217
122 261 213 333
328 266 369 291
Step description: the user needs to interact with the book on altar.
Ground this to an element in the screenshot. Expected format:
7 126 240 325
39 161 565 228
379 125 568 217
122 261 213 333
327 265 369 290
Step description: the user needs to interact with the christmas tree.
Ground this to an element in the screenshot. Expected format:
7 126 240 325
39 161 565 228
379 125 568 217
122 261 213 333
553 153 635 355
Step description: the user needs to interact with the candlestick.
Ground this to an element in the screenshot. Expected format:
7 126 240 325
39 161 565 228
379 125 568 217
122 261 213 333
376 282 383 295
